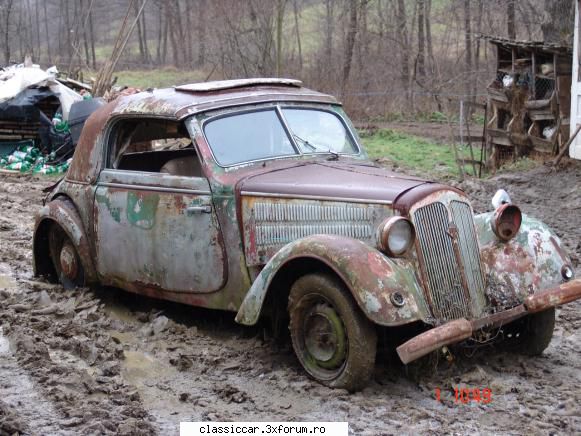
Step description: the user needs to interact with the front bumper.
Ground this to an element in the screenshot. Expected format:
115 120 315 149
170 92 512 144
396 278 581 364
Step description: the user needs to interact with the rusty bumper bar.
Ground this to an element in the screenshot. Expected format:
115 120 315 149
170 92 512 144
397 278 581 364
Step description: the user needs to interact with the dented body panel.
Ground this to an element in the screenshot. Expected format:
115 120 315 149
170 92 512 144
235 234 430 327
475 212 571 305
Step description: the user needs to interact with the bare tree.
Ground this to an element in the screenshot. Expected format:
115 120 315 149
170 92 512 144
341 0 360 97
275 0 287 77
0 0 13 63
507 0 516 39
541 0 574 44
417 0 426 77
397 0 410 96
463 0 472 96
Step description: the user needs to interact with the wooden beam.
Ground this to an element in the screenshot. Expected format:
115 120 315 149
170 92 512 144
554 123 581 166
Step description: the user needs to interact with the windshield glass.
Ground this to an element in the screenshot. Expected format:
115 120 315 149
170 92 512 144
282 108 357 154
202 106 358 166
203 109 297 166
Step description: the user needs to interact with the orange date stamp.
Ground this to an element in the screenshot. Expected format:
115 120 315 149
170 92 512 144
435 387 492 404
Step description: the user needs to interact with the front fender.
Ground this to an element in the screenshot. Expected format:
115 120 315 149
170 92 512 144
475 212 572 304
33 198 97 283
235 234 430 327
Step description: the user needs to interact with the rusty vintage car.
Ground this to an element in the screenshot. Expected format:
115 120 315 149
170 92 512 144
33 78 581 391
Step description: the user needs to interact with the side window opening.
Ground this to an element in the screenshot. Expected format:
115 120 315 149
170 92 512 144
107 118 203 177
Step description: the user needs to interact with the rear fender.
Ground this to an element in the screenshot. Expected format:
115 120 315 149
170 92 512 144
476 212 572 301
235 234 430 326
33 198 97 283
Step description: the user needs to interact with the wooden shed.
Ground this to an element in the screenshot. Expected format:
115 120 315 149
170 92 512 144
482 36 572 167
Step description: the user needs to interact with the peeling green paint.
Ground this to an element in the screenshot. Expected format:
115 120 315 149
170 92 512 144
126 192 159 229
95 191 121 223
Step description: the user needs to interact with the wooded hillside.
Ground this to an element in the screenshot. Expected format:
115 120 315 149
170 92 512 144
0 0 574 116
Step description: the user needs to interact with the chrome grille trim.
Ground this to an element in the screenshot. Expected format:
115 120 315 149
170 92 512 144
412 198 486 321
450 200 487 312
253 202 374 250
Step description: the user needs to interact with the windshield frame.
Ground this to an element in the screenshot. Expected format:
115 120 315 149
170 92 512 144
197 103 362 168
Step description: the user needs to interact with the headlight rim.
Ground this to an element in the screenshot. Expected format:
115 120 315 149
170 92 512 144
378 216 416 257
491 203 522 242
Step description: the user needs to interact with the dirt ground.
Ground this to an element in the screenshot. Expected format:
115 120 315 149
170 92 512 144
1 157 580 435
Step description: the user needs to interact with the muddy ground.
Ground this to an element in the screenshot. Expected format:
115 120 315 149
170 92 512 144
1 158 580 435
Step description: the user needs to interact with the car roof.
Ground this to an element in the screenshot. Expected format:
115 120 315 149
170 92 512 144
66 78 340 184
111 78 339 119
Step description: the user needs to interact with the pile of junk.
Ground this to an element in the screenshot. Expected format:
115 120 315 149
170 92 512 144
0 60 104 174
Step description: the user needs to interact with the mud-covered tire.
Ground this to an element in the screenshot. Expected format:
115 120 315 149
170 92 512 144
288 273 377 391
48 223 85 289
511 308 555 356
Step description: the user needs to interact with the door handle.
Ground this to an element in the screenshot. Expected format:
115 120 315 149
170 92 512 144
186 205 212 215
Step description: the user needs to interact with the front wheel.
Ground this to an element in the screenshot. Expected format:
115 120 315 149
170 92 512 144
288 273 377 391
504 308 555 356
516 308 556 355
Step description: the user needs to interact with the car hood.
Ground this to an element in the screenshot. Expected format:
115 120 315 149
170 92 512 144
237 160 453 206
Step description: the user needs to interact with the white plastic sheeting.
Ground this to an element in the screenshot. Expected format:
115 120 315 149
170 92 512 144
0 65 82 120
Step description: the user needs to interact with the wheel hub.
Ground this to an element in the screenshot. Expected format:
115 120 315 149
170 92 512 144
59 241 78 281
303 304 346 369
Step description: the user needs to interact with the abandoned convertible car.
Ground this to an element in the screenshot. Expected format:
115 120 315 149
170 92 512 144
33 78 581 390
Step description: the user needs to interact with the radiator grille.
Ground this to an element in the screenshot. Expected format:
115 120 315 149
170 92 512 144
413 200 485 321
450 201 487 311
253 202 374 250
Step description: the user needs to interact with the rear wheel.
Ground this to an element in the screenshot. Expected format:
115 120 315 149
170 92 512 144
506 308 555 355
288 273 377 391
48 223 85 289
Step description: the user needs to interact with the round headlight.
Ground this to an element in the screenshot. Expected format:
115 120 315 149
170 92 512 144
492 203 522 241
378 216 415 257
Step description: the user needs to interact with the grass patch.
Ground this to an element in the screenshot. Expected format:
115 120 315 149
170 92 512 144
360 128 461 179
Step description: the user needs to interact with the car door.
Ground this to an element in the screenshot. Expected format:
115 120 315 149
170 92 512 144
93 118 227 294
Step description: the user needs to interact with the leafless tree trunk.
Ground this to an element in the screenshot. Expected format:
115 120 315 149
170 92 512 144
43 0 51 63
185 3 192 66
82 0 91 67
65 0 72 61
541 0 574 44
463 0 472 97
57 0 63 60
34 0 40 61
507 0 516 39
275 0 287 77
474 0 483 74
166 2 179 66
156 4 163 64
0 0 14 64
341 0 359 97
135 0 145 63
198 0 206 66
293 0 303 70
17 4 22 60
161 4 168 64
397 0 410 98
324 0 334 78
88 7 96 69
417 0 426 77
425 0 434 74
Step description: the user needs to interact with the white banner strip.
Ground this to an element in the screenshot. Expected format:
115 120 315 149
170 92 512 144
180 422 348 436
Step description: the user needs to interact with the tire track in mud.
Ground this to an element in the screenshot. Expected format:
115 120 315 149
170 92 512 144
1 165 580 434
